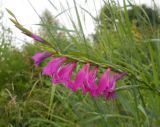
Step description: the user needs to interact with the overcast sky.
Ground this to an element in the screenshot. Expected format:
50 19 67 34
1 0 160 48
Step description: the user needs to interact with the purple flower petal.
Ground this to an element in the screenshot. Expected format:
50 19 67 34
103 75 116 100
103 72 127 100
73 63 90 91
42 57 66 77
65 80 75 91
96 68 110 96
52 62 76 84
32 51 51 66
31 34 44 43
82 67 98 96
66 63 90 92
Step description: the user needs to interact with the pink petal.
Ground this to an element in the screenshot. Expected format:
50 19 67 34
103 75 116 99
52 62 76 84
31 34 44 43
103 72 127 100
96 68 110 96
42 57 66 77
72 63 90 91
82 67 98 96
65 80 75 91
32 51 51 66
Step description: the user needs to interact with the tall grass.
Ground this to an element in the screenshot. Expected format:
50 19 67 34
1 0 160 126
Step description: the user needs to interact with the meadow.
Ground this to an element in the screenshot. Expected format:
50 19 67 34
0 0 160 127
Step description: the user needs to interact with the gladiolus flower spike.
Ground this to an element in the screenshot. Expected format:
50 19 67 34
32 52 127 100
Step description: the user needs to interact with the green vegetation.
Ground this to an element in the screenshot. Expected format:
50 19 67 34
0 0 160 126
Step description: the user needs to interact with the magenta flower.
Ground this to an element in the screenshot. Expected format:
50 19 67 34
32 51 51 66
96 68 111 96
80 67 126 99
52 62 76 84
42 57 66 77
103 72 127 99
82 67 98 96
31 34 44 43
96 69 127 99
66 63 90 92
